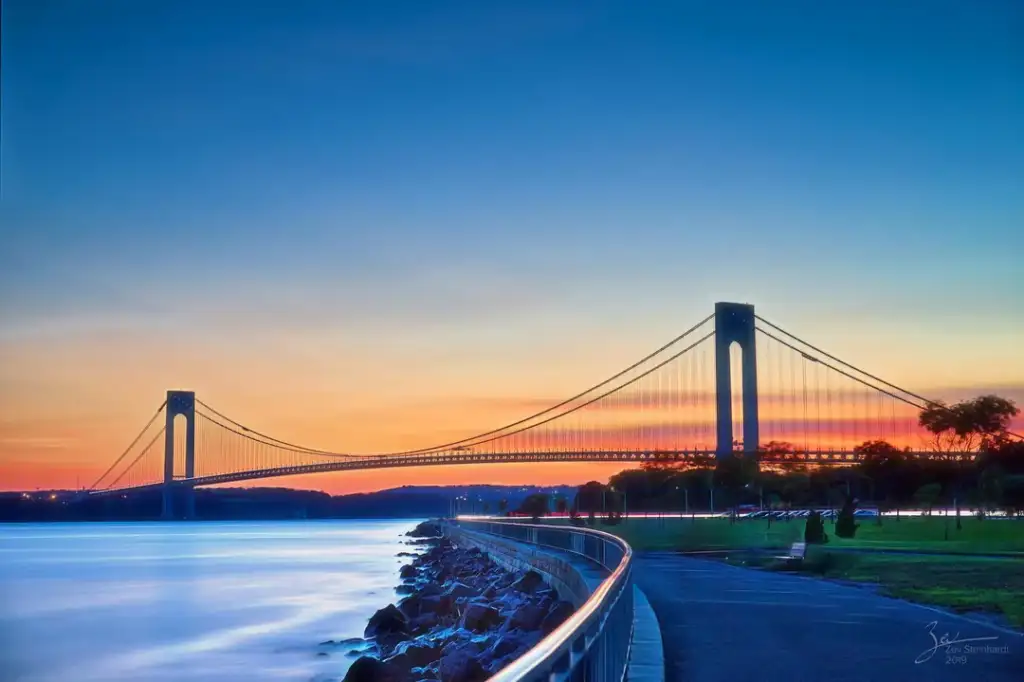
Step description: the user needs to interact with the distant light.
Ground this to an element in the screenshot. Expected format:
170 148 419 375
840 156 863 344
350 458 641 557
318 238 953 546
49 494 57 501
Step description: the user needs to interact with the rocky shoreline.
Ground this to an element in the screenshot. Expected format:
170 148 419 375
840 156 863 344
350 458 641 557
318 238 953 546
330 520 575 682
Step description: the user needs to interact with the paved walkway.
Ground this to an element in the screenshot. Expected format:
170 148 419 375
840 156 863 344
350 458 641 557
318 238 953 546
634 553 1023 682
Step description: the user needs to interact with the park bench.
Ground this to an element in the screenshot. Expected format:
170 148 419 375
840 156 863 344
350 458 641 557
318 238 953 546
774 541 806 564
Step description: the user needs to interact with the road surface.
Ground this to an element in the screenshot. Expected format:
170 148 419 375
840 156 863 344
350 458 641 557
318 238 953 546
634 553 1023 682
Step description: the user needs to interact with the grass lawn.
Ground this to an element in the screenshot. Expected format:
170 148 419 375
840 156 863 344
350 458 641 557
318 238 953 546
830 516 1024 554
727 549 1024 628
538 515 1024 554
533 514 1024 626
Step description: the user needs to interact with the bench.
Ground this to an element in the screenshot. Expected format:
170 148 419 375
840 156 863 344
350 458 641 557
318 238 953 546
774 542 806 563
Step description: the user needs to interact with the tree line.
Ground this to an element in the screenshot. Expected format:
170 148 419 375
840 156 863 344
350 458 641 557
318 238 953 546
514 394 1024 525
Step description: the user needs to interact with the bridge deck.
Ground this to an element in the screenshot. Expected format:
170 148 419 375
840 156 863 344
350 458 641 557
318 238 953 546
634 553 1022 682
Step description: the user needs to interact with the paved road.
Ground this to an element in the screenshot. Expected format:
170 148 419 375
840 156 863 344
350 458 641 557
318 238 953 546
634 553 1023 682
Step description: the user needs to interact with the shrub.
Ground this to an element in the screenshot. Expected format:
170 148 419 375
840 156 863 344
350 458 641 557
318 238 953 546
835 496 860 539
804 510 829 544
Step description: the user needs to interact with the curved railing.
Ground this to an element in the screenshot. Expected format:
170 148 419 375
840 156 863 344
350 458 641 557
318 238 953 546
455 520 634 682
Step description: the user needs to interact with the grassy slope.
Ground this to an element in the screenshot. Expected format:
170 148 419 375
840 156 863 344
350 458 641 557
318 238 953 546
537 515 1024 627
752 549 1024 628
544 515 1024 553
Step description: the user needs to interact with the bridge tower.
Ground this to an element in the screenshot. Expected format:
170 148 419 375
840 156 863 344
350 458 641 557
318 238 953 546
162 390 196 520
714 302 759 457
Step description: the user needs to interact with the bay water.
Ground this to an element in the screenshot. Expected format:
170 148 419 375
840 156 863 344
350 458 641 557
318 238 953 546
0 520 419 682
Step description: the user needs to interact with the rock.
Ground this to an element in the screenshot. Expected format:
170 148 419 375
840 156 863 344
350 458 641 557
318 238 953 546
487 653 519 675
511 570 545 594
397 594 424 619
342 656 402 682
406 521 442 538
509 603 547 631
400 564 418 580
541 601 575 634
408 613 441 634
388 639 443 668
396 583 416 595
439 649 488 682
536 587 559 602
418 582 443 598
488 632 528 659
444 581 478 600
460 603 503 633
316 651 329 657
364 604 408 639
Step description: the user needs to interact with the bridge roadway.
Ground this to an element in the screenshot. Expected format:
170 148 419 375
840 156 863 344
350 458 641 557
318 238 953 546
634 553 1023 682
92 448 968 495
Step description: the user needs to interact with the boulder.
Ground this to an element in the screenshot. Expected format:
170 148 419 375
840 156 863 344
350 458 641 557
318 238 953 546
342 656 402 682
400 564 418 580
489 632 530 659
439 650 488 682
509 603 548 631
364 604 408 639
408 613 441 634
540 601 575 634
460 603 503 633
444 581 478 600
386 639 443 669
511 570 545 594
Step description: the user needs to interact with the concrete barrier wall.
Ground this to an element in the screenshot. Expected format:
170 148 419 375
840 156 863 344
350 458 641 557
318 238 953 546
445 525 600 607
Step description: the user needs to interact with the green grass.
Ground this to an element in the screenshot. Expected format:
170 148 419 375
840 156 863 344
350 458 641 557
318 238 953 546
829 516 1024 554
539 515 1024 554
536 515 1024 627
541 516 803 551
733 550 1024 628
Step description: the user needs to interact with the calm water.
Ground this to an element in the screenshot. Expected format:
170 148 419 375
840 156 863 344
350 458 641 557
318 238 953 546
0 520 419 682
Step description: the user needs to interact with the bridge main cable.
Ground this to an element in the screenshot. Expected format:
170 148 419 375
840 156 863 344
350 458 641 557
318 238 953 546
88 400 167 490
194 313 715 459
756 315 1024 441
383 313 715 457
102 427 167 491
401 330 716 454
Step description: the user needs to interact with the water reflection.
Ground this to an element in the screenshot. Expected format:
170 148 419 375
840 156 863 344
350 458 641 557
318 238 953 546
0 520 417 681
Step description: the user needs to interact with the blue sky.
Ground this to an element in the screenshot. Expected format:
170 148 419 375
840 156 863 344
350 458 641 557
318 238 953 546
2 1 1023 489
5 1 1023 326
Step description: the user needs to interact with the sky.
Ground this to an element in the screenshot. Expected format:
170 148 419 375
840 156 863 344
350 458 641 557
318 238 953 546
2 1 1023 493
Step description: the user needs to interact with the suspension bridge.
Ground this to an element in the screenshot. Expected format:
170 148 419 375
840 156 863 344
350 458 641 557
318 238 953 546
86 303 976 518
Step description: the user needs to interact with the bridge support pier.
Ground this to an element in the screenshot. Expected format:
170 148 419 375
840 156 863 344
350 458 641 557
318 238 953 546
162 390 196 520
714 302 759 458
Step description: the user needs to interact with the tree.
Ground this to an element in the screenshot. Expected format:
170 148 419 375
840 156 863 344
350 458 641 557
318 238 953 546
978 466 1005 518
913 483 942 515
517 494 549 522
498 499 508 516
856 440 913 525
804 511 828 544
1001 475 1024 517
919 395 1019 454
760 441 806 472
835 495 859 539
554 495 568 515
573 481 608 516
920 396 1018 529
980 439 1024 475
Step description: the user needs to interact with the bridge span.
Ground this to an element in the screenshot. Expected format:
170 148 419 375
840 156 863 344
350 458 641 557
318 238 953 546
84 302 985 518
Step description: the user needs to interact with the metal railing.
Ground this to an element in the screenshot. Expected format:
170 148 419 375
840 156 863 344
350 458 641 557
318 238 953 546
454 520 634 682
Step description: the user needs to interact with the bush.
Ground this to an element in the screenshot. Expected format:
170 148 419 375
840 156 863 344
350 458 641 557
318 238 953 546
800 548 858 576
805 510 829 544
835 496 860 539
